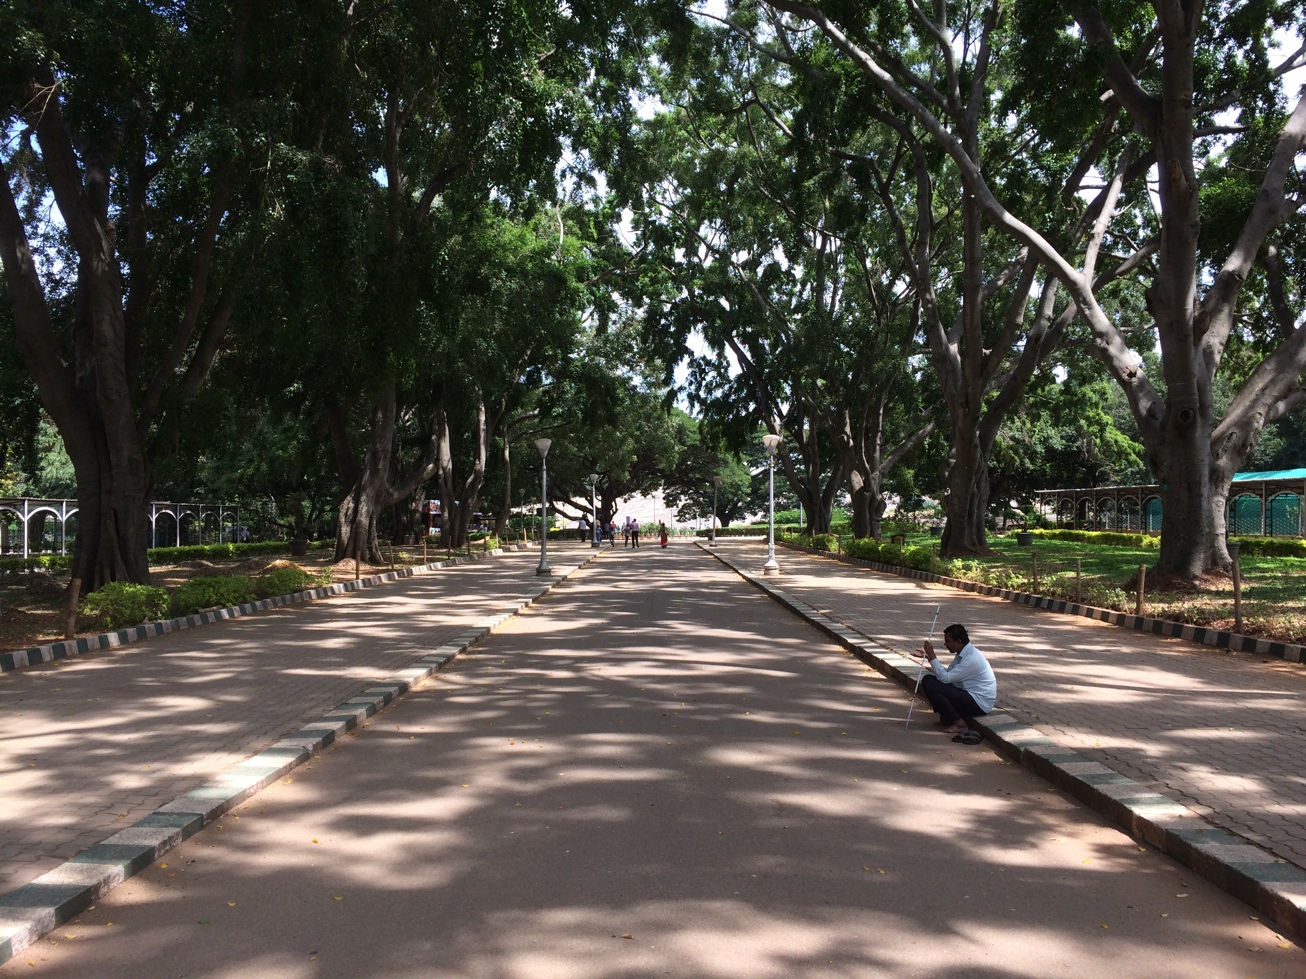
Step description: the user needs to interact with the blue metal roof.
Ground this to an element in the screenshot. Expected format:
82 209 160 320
1231 469 1306 482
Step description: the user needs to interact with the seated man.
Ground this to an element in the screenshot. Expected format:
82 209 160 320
914 624 996 736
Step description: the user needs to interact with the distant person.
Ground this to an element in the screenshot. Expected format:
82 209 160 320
622 517 632 547
912 624 996 738
631 520 641 548
659 522 668 548
578 515 590 542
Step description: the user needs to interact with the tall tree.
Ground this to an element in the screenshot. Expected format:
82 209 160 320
760 0 1306 578
0 0 320 588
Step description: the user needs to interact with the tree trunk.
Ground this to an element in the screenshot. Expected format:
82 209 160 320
940 423 992 557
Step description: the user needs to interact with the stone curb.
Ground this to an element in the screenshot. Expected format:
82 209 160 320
780 542 1305 665
701 542 1306 944
0 546 601 965
0 543 533 675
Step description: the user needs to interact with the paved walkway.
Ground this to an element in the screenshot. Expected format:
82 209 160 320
0 548 586 893
714 541 1306 872
1 545 1298 977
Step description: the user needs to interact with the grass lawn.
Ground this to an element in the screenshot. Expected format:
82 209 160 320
841 532 1306 646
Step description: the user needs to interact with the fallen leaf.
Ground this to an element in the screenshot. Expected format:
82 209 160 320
877 869 886 874
334 896 343 901
1279 942 1292 948
1100 924 1108 929
1160 913 1169 918
228 902 236 907
1176 893 1188 898
622 933 633 939
311 838 319 844
1083 859 1092 865
160 863 168 869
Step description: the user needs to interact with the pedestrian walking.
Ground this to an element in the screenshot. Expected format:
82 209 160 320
659 522 668 548
631 520 640 548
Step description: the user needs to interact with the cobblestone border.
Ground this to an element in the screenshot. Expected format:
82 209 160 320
780 542 1306 665
0 547 601 965
703 542 1306 945
1 544 532 674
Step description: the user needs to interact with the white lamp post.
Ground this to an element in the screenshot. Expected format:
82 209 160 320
711 475 722 546
535 438 552 575
589 473 600 548
762 434 782 575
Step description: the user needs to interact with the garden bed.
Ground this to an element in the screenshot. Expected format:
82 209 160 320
0 542 453 654
788 530 1306 647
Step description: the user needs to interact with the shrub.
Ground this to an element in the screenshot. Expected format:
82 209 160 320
169 576 255 617
903 544 935 571
253 566 317 599
843 539 904 564
1021 529 1159 548
0 554 72 577
79 582 170 631
1231 537 1306 558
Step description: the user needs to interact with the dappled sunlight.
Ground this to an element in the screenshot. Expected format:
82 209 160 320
0 552 569 891
741 543 1306 873
4 545 1299 978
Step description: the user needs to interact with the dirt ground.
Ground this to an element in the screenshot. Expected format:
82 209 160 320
0 543 459 653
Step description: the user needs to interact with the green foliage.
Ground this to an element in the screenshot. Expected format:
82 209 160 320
146 540 331 564
0 554 71 577
252 566 318 600
1231 537 1306 558
1021 529 1160 549
169 576 256 617
79 582 170 631
844 538 903 564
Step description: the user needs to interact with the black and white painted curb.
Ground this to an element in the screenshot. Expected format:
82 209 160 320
1 544 533 674
781 541 1306 665
703 542 1306 945
0 547 603 965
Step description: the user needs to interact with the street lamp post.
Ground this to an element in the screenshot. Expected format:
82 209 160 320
711 475 722 546
535 438 552 575
589 473 600 548
762 434 782 575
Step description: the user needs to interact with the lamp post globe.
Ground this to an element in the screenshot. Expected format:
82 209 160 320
761 434 782 575
589 473 600 548
535 438 552 575
711 475 722 546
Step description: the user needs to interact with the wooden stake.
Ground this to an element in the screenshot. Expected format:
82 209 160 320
1231 546 1243 633
389 541 395 570
1135 564 1146 615
423 535 428 565
64 577 81 640
1075 557 1082 604
1032 551 1038 594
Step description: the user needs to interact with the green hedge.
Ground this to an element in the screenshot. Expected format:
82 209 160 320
1018 529 1160 548
169 576 256 617
0 554 72 576
148 539 333 564
777 531 841 552
253 565 319 599
1229 536 1306 558
79 582 170 631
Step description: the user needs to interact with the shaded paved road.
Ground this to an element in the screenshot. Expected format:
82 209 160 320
4 545 1297 977
714 542 1306 871
0 549 581 892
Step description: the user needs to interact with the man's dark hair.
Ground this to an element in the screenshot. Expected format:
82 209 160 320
943 624 969 645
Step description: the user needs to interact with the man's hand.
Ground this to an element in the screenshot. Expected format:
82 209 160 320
919 639 938 662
